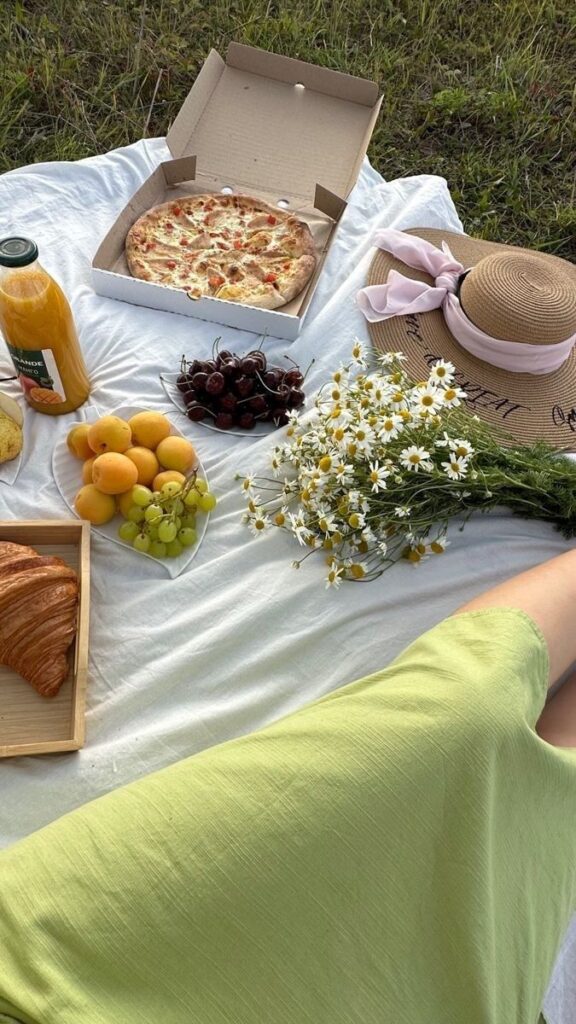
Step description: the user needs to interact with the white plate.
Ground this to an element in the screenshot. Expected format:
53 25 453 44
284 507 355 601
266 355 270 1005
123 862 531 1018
0 391 25 487
52 405 211 578
160 372 280 438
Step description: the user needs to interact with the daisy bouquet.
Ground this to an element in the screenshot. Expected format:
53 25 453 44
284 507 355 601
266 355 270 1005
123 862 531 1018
239 340 576 587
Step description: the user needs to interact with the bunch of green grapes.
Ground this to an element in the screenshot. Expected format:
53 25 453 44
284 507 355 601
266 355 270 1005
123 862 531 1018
117 474 216 558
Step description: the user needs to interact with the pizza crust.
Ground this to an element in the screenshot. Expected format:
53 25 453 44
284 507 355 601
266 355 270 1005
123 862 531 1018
125 193 317 309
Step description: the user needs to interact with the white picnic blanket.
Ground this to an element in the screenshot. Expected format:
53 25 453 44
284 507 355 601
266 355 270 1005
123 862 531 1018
0 138 573 1024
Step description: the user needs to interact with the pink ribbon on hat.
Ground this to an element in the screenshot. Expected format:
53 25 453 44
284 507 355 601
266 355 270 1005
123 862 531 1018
357 229 576 375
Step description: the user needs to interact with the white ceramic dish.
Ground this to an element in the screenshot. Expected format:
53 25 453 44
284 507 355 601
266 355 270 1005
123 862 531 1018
52 405 210 578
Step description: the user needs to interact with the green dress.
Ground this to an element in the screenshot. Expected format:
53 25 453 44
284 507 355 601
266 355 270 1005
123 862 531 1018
0 609 575 1024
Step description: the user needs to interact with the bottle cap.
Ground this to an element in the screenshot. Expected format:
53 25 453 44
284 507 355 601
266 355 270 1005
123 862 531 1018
0 237 39 267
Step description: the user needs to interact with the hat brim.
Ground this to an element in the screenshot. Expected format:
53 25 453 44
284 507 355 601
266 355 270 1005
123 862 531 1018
365 228 576 451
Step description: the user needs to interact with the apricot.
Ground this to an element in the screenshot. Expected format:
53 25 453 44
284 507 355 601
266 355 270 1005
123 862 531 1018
127 411 171 450
117 489 136 518
74 484 116 525
153 469 187 492
67 423 93 460
155 436 197 473
92 452 139 495
82 455 97 485
124 445 160 486
87 415 132 455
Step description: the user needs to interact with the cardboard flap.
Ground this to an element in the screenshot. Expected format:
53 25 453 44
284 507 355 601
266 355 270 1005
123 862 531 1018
314 184 347 221
162 155 197 185
166 45 381 203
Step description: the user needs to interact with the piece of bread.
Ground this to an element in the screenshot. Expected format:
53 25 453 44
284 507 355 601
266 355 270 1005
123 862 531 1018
0 541 79 698
0 409 22 465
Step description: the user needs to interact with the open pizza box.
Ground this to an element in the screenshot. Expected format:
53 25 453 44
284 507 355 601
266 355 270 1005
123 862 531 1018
92 43 382 341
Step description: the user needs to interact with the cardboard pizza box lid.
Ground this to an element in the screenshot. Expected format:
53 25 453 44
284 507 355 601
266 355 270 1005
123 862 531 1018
166 43 382 204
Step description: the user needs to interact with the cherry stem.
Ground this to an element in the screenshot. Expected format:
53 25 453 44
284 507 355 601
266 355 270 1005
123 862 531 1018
255 370 282 396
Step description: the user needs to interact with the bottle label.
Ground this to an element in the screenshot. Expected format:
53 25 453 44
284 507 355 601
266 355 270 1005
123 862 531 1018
6 343 66 407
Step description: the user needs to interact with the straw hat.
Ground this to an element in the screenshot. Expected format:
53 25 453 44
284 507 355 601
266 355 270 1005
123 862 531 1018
362 228 576 450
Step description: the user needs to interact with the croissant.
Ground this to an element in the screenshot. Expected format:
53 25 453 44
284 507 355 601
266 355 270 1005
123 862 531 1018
0 540 79 698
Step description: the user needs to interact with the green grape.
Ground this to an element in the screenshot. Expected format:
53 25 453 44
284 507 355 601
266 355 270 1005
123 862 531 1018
133 532 151 553
184 489 200 508
149 540 167 558
165 539 183 558
180 512 197 529
174 516 182 531
172 498 184 515
127 505 145 523
178 527 197 548
158 521 177 543
147 524 160 542
161 481 182 499
194 478 208 494
118 521 139 543
132 485 153 508
199 491 217 513
152 491 162 501
144 503 163 523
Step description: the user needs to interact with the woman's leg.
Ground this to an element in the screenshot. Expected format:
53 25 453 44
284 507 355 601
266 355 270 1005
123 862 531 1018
535 671 576 747
452 549 576 746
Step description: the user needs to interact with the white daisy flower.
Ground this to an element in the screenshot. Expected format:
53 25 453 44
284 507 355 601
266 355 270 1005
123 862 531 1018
351 338 367 366
347 490 362 509
429 359 455 384
448 438 475 458
378 540 388 557
441 455 469 480
325 565 344 589
247 513 271 536
399 445 433 472
440 384 467 408
413 384 443 415
394 505 411 518
378 413 403 442
361 526 377 544
334 462 354 485
368 460 390 493
241 474 256 492
429 535 450 554
434 431 452 449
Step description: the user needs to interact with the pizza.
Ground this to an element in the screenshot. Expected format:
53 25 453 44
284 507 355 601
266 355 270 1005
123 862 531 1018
125 193 317 309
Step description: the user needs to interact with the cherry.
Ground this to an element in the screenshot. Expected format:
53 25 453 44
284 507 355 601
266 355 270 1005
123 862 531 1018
183 389 198 407
177 372 194 392
203 359 218 374
191 371 209 391
288 388 305 407
248 395 268 414
246 350 267 371
235 375 255 398
216 350 233 366
237 412 255 429
220 357 241 378
284 369 304 388
187 359 205 375
271 407 289 426
186 403 208 421
262 369 282 390
276 383 292 405
219 392 238 413
240 356 259 375
214 412 234 430
205 371 226 395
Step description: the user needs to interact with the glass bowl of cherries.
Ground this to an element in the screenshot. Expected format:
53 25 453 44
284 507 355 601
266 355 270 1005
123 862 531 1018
160 342 308 436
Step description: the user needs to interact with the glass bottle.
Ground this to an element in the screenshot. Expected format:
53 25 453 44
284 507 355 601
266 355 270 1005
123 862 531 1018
0 237 90 415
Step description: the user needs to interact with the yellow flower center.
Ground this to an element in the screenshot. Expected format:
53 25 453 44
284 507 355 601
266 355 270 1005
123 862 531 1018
392 391 404 403
407 550 421 563
242 479 252 490
430 541 445 554
400 410 412 422
331 389 341 401
248 499 257 512
409 454 421 464
350 563 366 579
370 470 378 482
444 389 456 401
348 513 361 529
334 427 345 441
347 443 358 457
455 446 468 458
435 367 446 377
255 519 266 531
274 512 286 526
300 489 311 502
356 429 366 441
391 372 402 384
331 406 342 419
323 537 334 549
421 395 434 406
318 455 332 473
416 543 426 555
332 530 343 544
357 540 369 554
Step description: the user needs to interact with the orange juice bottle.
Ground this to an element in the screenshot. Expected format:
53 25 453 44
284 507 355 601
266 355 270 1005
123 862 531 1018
0 237 90 415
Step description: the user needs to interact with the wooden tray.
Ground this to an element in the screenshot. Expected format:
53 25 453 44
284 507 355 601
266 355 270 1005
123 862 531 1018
0 520 90 758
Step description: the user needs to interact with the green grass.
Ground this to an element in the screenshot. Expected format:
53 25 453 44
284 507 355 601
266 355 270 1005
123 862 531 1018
1 0 575 258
